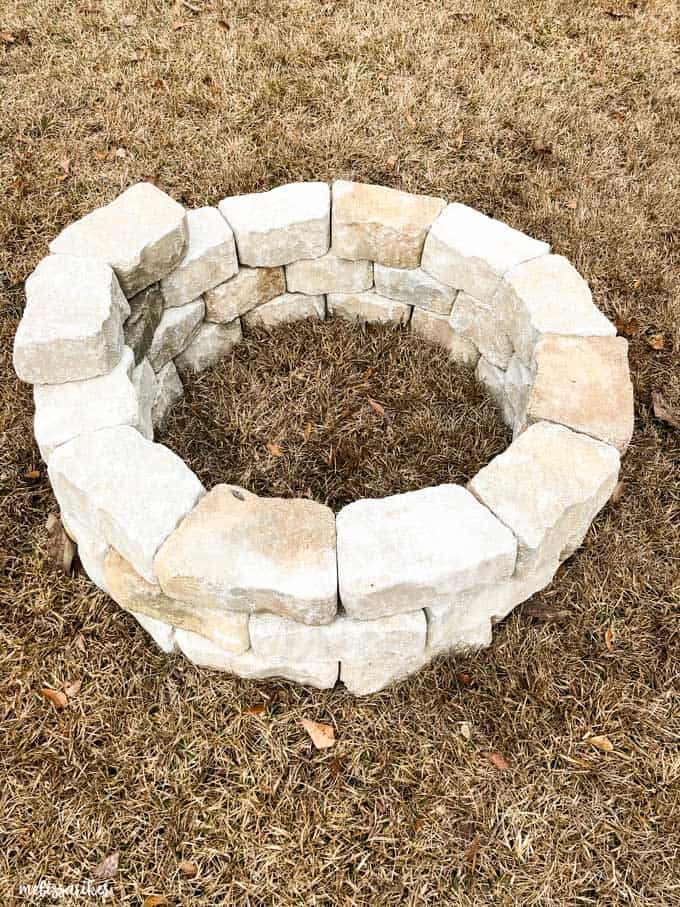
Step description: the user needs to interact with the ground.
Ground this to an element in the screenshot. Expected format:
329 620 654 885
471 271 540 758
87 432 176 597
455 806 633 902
1 1 679 904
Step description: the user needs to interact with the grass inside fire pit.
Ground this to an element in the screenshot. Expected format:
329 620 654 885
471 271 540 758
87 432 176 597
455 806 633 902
159 318 510 511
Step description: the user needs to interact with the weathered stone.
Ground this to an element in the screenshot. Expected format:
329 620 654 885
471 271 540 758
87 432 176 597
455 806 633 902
525 335 634 453
340 654 429 696
475 357 513 425
503 354 533 429
250 610 426 662
49 182 188 296
48 425 204 582
204 266 285 322
449 292 513 369
71 523 110 594
469 421 620 579
132 612 177 653
327 290 411 325
104 550 250 654
421 203 549 303
154 484 338 625
131 357 157 439
14 255 128 385
152 361 183 432
373 264 456 315
175 629 339 689
124 283 164 364
242 293 325 329
331 180 445 269
147 298 205 371
496 254 616 363
175 320 242 375
219 182 330 267
286 252 373 295
336 485 517 620
160 206 238 307
410 307 479 366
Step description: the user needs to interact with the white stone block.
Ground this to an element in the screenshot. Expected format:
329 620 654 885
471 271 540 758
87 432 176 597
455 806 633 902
421 203 549 303
152 361 183 432
475 357 513 426
132 612 177 653
340 654 429 696
204 266 285 322
327 290 411 325
503 354 533 425
410 307 479 366
131 357 157 440
48 425 204 583
242 293 325 329
336 485 517 620
449 292 513 369
175 319 242 375
160 206 238 307
49 182 188 296
154 484 338 625
124 283 164 364
147 298 204 371
373 264 456 315
286 252 373 295
219 182 330 267
14 255 128 385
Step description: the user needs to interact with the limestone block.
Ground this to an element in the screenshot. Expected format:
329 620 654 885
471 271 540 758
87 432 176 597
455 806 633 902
286 252 373 295
340 654 429 696
124 283 164 364
175 319 242 375
13 255 128 385
219 182 330 266
469 421 620 579
160 206 238 307
250 610 426 662
132 612 177 653
131 357 157 440
373 264 456 315
475 357 513 426
48 425 204 582
204 266 285 322
147 298 204 372
449 292 513 369
154 484 338 625
72 525 110 594
49 182 188 296
503 354 534 427
242 293 325 329
421 203 549 303
327 290 411 325
104 550 250 654
525 335 634 453
336 485 517 620
175 629 339 689
331 180 445 269
152 361 184 432
410 307 479 366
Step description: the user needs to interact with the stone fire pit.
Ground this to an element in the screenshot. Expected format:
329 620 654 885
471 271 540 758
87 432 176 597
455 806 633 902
13 181 634 694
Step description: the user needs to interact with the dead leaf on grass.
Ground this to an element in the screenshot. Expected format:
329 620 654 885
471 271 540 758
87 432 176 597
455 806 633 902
178 859 198 877
614 316 640 337
486 751 510 771
651 390 680 431
245 703 266 716
63 679 82 698
143 896 169 907
301 718 335 749
93 850 119 880
646 332 666 350
56 158 70 181
46 512 76 574
303 421 313 440
565 198 578 210
465 835 480 871
459 721 472 740
368 397 385 416
40 687 67 709
266 442 284 457
385 154 399 171
604 626 615 651
455 671 473 686
588 735 614 752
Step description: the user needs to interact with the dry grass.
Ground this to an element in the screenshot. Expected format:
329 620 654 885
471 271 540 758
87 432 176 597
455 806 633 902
1 0 679 903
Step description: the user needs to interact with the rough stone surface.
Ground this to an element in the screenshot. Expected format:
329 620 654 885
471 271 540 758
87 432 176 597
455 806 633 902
124 283 164 364
175 320 242 375
131 357 157 440
503 354 533 426
449 292 513 369
336 485 517 620
327 290 411 325
219 182 330 267
286 252 373 295
155 484 338 625
14 255 128 385
250 610 426 662
49 182 188 296
160 206 238 307
175 629 339 690
373 264 456 315
422 203 550 303
242 293 325 329
152 360 183 432
524 335 634 453
132 612 177 653
475 357 513 426
331 180 445 269
104 550 250 653
48 425 204 582
496 254 616 363
147 298 204 371
340 655 429 696
410 307 479 366
469 421 620 578
204 266 285 322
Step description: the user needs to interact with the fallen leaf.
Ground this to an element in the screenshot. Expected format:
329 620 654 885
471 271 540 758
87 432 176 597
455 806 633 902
93 850 119 880
218 19 231 31
465 835 480 871
178 859 198 877
303 421 313 440
565 198 578 210
63 679 82 698
459 721 472 740
455 671 473 685
646 332 666 350
385 154 399 171
588 735 614 752
46 512 76 574
604 626 615 651
245 703 266 716
301 718 335 749
266 442 283 457
143 897 169 907
486 751 509 771
56 157 70 181
614 316 639 336
41 687 67 709
609 480 625 506
367 397 385 416
24 468 41 479
651 389 680 431
531 137 552 155
329 757 342 778
1 31 16 44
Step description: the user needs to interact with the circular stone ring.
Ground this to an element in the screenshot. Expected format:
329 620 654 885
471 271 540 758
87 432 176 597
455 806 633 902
13 181 634 695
